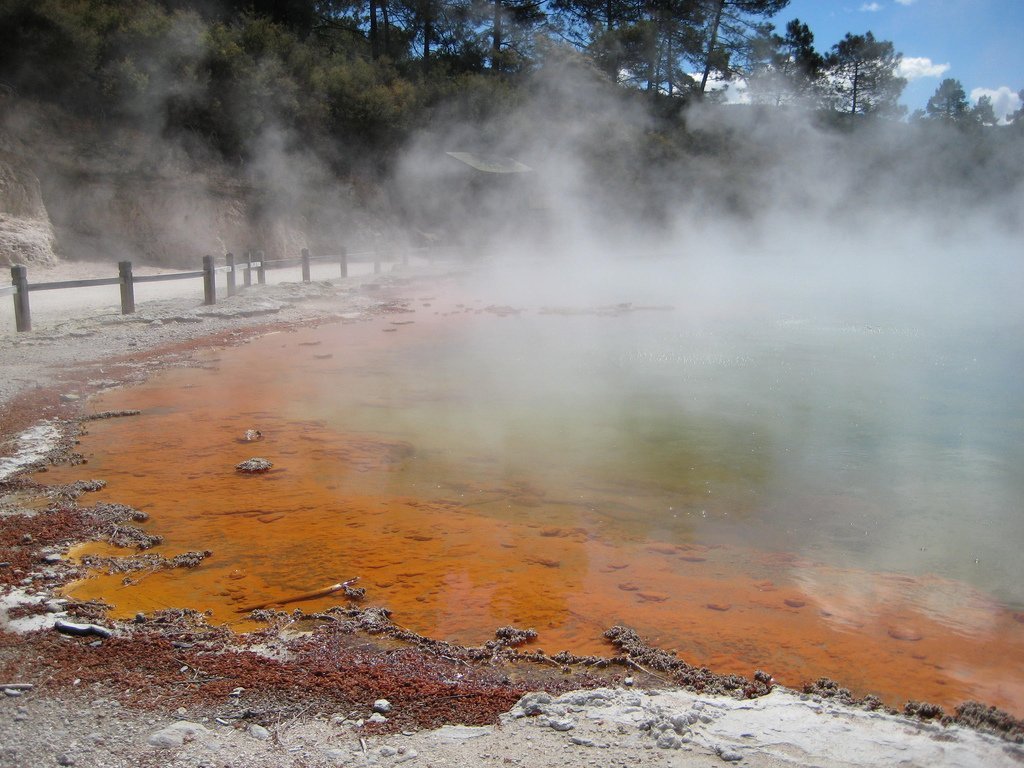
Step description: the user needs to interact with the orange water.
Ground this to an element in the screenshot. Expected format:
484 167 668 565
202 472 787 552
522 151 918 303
50 293 1024 715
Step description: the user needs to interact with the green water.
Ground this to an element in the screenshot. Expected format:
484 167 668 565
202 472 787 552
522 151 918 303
290 301 1024 608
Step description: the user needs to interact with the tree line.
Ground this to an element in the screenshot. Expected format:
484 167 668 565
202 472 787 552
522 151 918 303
0 0 1020 169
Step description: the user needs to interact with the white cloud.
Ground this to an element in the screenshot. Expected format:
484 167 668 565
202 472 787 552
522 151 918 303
897 57 950 80
970 86 1022 123
894 0 916 5
860 2 882 11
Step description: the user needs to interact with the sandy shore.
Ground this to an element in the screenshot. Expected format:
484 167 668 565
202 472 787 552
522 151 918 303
2 260 1022 767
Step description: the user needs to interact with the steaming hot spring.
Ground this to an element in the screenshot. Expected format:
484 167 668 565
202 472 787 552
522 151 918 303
48 247 1024 716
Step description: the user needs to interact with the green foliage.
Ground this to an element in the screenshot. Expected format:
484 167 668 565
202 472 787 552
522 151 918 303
693 0 791 94
0 0 102 105
971 95 997 127
2 0 1019 189
746 18 822 106
925 78 969 122
823 31 906 117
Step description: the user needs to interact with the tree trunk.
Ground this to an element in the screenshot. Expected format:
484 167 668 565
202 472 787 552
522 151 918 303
492 0 503 70
851 62 860 114
369 0 380 59
699 0 725 94
382 0 390 55
666 16 674 95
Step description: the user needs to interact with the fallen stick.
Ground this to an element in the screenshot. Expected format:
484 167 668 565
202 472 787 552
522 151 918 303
625 657 674 686
236 578 359 613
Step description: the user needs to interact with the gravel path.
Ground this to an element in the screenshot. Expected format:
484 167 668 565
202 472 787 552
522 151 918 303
3 682 1020 767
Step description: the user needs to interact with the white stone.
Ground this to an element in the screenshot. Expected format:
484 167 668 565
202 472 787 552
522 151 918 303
147 721 211 749
430 725 494 742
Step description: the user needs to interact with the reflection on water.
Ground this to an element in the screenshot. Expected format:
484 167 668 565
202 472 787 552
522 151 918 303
52 285 1024 714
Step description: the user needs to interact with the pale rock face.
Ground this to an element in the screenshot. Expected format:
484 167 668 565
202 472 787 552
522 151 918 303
0 151 58 267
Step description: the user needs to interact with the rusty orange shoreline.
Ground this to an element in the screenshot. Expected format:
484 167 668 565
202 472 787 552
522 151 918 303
0 284 1019 745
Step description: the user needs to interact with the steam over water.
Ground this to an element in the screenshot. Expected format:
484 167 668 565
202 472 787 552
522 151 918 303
35 60 1024 712
338 295 1024 606
54 243 1024 714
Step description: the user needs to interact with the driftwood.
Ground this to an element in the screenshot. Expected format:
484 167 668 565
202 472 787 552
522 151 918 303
236 578 360 613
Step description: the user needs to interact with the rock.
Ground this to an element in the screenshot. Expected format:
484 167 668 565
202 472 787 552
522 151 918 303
0 152 59 266
887 626 924 642
562 690 613 707
516 692 553 716
373 699 392 714
548 717 575 732
248 724 271 740
670 713 695 732
569 736 595 746
656 733 683 749
368 713 388 724
379 746 399 757
395 749 418 764
56 754 75 766
718 748 744 762
146 721 210 748
53 619 113 639
235 457 273 473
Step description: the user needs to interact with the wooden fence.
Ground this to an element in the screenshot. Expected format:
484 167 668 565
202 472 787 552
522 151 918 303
3 246 421 332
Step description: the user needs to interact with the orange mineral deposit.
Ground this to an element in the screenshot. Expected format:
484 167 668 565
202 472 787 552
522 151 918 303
49 296 1024 717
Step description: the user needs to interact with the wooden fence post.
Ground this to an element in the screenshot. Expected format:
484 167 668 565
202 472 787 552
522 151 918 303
226 253 236 297
256 250 266 285
11 265 31 332
339 246 348 278
203 255 216 305
243 250 252 288
301 248 311 282
118 260 135 315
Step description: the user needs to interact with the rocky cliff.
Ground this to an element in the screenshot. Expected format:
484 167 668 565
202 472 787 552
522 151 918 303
0 96 373 270
0 148 57 267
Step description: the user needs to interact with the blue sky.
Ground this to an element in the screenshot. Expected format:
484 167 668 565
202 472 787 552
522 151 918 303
767 0 1024 119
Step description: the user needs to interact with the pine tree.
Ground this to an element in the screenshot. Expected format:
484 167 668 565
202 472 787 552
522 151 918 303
823 31 905 117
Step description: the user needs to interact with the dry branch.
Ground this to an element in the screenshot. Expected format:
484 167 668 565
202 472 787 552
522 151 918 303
236 578 360 613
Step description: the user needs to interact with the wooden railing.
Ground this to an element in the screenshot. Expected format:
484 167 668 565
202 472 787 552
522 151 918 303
3 246 436 332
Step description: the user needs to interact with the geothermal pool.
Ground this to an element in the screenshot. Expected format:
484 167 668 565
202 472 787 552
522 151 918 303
53 275 1024 714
